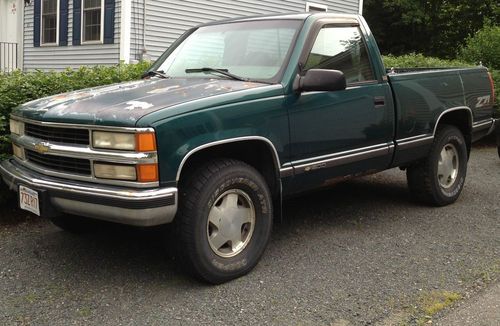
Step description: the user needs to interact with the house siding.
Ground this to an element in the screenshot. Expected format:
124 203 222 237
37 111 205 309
130 0 360 61
23 0 121 71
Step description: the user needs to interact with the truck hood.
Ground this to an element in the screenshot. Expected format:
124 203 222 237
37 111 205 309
12 78 268 127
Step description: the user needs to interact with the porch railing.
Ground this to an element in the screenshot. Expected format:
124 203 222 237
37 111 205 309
0 42 18 72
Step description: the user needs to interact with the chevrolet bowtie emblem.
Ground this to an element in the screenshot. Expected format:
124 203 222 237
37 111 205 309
34 143 50 154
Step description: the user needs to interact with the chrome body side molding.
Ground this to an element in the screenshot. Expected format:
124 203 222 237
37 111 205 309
396 134 434 150
472 118 494 132
288 143 394 175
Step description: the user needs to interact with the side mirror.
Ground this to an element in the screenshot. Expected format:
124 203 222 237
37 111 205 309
295 69 346 93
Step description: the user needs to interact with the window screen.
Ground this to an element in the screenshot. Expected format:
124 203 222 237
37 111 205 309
304 26 375 84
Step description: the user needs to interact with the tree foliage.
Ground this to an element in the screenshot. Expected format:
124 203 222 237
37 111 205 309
459 23 500 69
364 0 500 58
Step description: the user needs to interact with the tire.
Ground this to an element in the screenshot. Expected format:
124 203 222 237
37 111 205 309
49 214 102 234
175 159 273 284
407 125 468 206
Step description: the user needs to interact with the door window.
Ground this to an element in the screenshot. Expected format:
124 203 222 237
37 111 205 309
304 26 375 84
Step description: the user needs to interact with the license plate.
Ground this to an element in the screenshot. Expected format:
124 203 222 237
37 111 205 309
19 185 40 216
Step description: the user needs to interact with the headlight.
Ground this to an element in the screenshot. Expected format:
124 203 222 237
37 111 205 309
9 119 24 136
92 131 156 151
92 131 136 151
94 163 137 181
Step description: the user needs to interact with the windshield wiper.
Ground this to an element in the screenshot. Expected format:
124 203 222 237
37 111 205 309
142 70 169 79
185 67 249 82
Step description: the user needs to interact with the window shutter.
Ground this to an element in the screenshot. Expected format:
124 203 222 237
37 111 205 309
59 0 69 46
72 0 81 45
103 0 115 44
33 0 41 47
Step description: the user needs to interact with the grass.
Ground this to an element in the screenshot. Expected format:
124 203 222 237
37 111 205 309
412 290 462 325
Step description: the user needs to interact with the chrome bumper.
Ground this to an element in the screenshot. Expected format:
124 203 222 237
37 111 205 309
0 159 177 226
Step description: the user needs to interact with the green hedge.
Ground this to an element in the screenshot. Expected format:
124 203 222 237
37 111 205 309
0 62 151 206
382 53 472 69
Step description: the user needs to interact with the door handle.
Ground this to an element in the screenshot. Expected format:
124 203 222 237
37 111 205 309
374 96 386 108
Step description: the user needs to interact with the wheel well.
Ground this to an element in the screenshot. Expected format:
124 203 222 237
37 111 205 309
436 109 472 154
178 140 281 198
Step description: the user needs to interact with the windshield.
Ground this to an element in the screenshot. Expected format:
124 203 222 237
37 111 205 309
151 20 303 83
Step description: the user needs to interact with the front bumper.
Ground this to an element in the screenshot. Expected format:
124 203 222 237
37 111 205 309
0 159 177 226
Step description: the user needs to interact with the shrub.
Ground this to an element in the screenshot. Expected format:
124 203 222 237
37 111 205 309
382 53 472 69
459 24 500 70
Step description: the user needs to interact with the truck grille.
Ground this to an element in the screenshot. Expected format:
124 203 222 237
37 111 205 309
26 150 92 175
25 123 90 145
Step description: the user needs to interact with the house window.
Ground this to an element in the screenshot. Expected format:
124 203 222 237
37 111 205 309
82 0 103 42
305 2 328 12
41 0 59 44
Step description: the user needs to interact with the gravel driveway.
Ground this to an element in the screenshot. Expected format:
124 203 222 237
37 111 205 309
0 147 498 325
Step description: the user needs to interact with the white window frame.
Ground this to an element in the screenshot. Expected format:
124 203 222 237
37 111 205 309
81 0 105 44
40 0 60 46
305 2 328 12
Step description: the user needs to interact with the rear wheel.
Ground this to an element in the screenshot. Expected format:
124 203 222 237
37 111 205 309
407 125 468 206
175 159 273 284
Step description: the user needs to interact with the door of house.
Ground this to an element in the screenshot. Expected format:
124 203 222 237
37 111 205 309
0 0 20 71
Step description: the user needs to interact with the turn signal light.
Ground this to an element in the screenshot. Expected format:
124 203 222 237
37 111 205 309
136 132 157 152
137 163 159 182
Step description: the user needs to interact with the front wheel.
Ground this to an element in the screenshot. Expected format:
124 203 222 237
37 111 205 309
407 125 468 206
175 159 273 284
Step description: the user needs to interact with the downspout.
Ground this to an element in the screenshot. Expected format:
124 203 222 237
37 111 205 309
141 0 149 61
359 0 364 15
120 0 132 63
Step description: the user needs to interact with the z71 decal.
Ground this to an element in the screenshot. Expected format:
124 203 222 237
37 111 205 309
476 95 491 108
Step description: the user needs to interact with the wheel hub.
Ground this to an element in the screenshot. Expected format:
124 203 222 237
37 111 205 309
437 143 459 188
207 189 255 258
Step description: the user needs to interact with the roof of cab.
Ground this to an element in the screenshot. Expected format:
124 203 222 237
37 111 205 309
199 12 360 27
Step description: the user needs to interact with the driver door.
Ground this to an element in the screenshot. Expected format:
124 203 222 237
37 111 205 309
286 24 394 192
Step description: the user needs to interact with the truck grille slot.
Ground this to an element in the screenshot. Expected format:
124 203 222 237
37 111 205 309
25 123 90 145
26 150 92 175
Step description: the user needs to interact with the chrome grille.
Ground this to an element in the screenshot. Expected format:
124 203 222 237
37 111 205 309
25 150 91 175
25 123 89 145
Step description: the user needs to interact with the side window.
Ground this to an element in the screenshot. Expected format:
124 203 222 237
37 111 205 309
304 26 375 84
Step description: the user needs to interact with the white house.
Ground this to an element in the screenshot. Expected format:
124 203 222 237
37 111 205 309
1 0 363 72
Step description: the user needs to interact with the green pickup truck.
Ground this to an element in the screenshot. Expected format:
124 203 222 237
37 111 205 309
1 13 497 283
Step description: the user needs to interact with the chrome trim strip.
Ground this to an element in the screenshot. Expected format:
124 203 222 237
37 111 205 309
433 106 473 136
396 134 433 143
290 142 391 166
11 115 155 133
176 136 282 181
279 167 294 178
472 118 494 131
396 135 434 151
487 118 498 135
12 135 157 164
12 156 159 188
293 143 393 175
